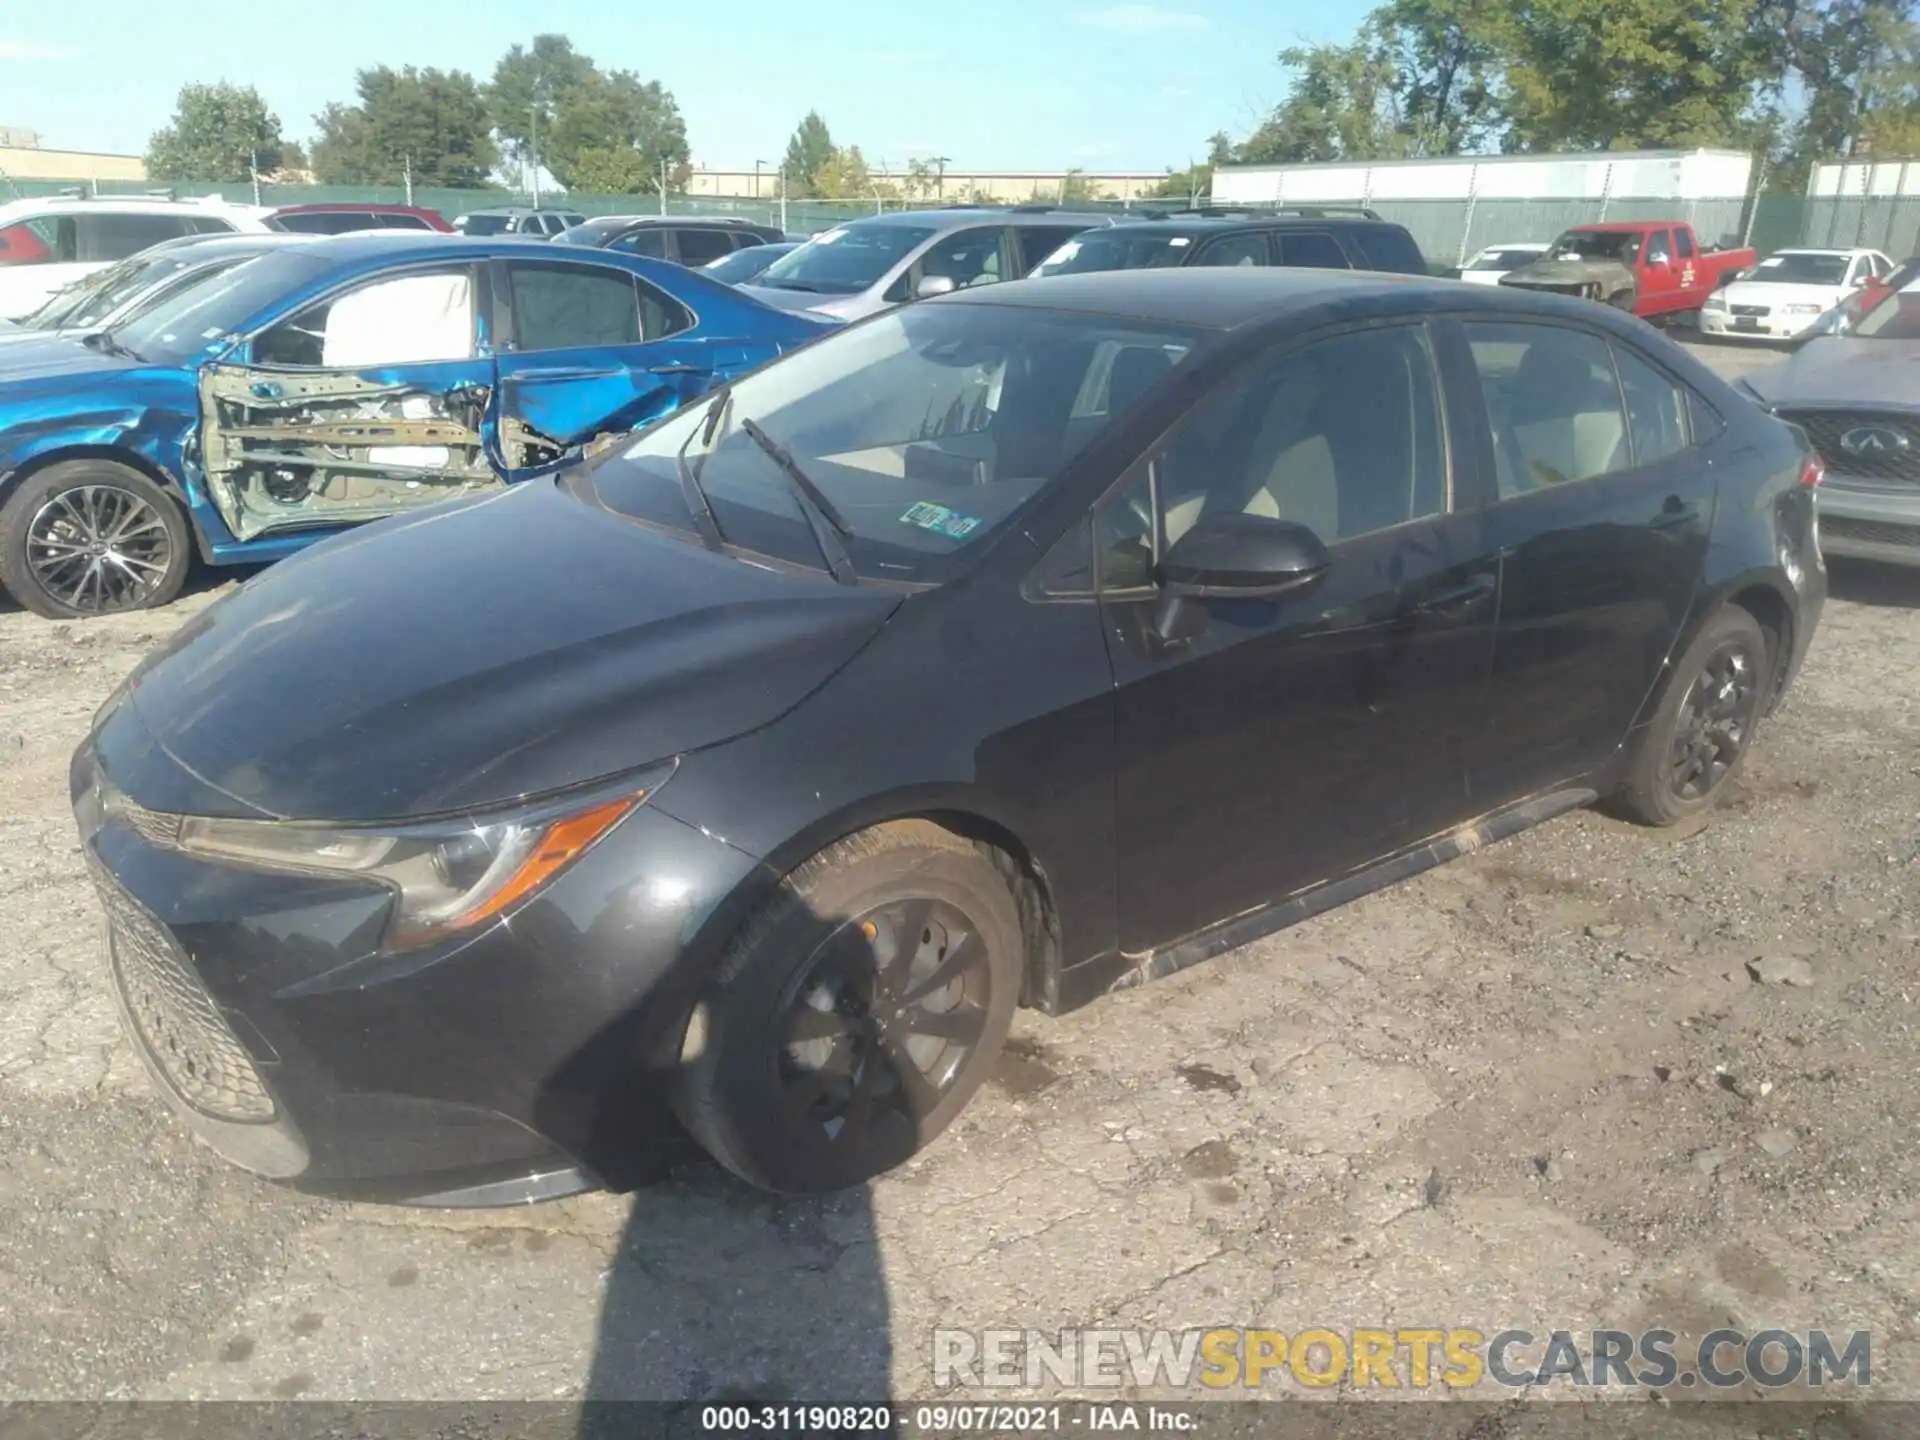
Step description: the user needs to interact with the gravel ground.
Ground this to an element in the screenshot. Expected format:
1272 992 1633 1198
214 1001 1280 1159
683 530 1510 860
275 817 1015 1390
1 339 1917 1410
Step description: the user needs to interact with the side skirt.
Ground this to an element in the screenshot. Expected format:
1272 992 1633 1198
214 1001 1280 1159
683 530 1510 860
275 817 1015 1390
1049 785 1598 1015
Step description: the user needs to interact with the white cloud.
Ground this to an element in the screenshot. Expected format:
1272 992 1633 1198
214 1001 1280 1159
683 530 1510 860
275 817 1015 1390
0 40 66 60
1078 5 1209 34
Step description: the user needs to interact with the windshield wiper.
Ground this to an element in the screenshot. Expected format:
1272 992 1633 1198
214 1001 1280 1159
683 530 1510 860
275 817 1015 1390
673 385 732 551
738 416 858 585
759 279 827 293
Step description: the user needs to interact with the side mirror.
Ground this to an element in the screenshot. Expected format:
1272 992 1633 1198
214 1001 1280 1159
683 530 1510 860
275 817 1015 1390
1158 513 1330 599
915 274 958 300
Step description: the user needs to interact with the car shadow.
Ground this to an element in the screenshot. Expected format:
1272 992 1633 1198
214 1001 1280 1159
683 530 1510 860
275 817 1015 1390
1828 556 1920 608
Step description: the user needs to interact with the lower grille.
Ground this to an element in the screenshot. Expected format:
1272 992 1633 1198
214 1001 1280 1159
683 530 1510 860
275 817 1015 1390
1778 410 1920 485
88 855 275 1123
1822 515 1920 550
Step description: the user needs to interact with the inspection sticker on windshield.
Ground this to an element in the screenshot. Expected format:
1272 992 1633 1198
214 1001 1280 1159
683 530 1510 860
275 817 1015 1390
901 501 982 539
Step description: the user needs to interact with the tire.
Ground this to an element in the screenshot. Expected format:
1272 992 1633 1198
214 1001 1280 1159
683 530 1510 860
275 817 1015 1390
0 460 191 619
1612 606 1772 827
1607 291 1637 313
677 820 1023 1193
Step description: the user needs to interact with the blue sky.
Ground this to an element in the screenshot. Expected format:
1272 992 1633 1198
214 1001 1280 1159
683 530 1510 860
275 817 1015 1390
0 0 1370 174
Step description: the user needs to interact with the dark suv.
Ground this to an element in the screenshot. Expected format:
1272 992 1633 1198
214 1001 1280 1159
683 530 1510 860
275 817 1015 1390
554 215 789 267
1027 208 1428 278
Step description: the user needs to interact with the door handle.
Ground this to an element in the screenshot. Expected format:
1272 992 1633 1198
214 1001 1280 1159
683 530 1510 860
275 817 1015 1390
1412 572 1497 620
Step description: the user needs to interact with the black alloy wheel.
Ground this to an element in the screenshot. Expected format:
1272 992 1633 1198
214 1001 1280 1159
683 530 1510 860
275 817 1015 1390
677 820 1022 1193
1668 640 1760 802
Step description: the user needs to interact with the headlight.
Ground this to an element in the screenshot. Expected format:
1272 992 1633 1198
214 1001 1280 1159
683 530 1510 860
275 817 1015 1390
172 763 674 951
1704 293 1727 309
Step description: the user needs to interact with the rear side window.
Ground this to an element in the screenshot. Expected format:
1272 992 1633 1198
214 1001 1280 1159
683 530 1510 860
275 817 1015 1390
1611 344 1690 465
507 261 692 349
1014 225 1090 272
380 213 435 230
1465 322 1629 497
73 213 199 261
673 228 736 266
1676 228 1696 259
611 229 668 258
0 218 58 265
1352 225 1428 274
1275 231 1350 269
1193 233 1268 268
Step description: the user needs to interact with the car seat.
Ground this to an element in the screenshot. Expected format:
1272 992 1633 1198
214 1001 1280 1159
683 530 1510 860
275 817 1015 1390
1504 338 1626 490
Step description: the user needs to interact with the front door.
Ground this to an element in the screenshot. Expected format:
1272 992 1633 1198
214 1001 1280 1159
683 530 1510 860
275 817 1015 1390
1454 318 1718 806
198 262 500 543
1101 321 1500 954
1638 227 1683 316
489 257 733 479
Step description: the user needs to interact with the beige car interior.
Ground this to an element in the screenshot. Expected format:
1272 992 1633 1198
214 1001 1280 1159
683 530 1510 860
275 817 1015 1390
1491 334 1628 496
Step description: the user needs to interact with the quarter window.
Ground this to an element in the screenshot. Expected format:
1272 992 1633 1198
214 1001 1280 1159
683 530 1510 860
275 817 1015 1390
1092 323 1446 588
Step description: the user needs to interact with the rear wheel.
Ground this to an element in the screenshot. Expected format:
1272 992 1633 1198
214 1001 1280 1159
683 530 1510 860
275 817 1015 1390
1613 606 1771 826
677 820 1022 1193
0 460 190 618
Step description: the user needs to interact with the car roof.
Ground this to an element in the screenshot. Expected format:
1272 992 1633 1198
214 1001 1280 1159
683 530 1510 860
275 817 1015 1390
941 266 1640 332
269 202 436 216
0 195 268 221
1095 213 1405 239
838 207 1112 233
1771 247 1873 258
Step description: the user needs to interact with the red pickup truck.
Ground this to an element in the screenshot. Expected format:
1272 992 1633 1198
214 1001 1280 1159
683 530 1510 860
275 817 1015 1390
1500 221 1757 322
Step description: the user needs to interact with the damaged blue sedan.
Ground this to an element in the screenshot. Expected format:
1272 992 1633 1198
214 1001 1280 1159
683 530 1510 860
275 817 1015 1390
0 234 830 617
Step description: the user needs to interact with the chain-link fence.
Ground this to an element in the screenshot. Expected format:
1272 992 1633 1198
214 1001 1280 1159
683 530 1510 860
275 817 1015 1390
8 173 1920 262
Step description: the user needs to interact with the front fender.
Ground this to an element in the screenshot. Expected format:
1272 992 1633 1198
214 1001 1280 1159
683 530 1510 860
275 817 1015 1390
0 379 197 503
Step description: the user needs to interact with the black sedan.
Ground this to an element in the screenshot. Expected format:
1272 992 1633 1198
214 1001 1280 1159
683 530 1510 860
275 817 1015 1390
74 269 1825 1202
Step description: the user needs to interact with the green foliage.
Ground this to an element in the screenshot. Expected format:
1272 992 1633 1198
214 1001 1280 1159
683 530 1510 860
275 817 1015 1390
145 83 283 184
813 144 878 199
782 112 837 196
486 34 595 166
312 67 497 187
544 69 690 193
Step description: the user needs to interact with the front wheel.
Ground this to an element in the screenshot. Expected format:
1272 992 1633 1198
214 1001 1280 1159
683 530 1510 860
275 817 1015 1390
1612 606 1772 826
676 820 1023 1193
0 460 191 618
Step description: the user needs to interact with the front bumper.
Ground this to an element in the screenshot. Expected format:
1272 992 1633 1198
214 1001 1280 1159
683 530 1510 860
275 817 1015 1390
71 721 764 1204
1699 309 1819 341
1817 476 1920 567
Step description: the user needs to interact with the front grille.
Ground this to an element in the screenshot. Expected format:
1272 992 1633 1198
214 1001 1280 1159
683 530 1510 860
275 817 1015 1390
1822 515 1920 550
1779 411 1920 485
1731 303 1771 317
88 854 275 1123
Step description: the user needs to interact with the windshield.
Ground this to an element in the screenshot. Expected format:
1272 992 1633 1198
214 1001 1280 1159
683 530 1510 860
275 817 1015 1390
1853 277 1920 340
754 224 935 294
1028 231 1192 277
703 244 792 284
1546 231 1640 263
587 302 1203 583
107 250 333 366
21 254 163 327
1749 252 1850 285
1468 248 1543 271
459 213 515 236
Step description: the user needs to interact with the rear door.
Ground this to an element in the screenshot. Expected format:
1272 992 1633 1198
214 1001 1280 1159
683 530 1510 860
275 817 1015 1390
1450 317 1719 805
198 261 500 542
670 227 741 268
1013 223 1097 276
1273 229 1352 270
490 255 729 479
1190 231 1269 267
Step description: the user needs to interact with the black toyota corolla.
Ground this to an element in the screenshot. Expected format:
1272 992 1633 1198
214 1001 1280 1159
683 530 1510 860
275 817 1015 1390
74 269 1826 1202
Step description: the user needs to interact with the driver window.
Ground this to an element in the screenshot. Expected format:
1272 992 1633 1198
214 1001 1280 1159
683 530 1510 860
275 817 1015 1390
252 268 474 368
1092 324 1445 589
917 228 1006 290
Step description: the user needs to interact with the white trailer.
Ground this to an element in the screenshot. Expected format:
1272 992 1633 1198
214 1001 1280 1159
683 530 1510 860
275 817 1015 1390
1210 149 1755 266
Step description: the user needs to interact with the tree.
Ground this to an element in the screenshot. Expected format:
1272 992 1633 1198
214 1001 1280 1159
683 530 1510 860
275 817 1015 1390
487 34 595 171
902 157 942 200
1239 27 1410 163
146 83 283 183
1373 0 1503 154
276 139 309 176
782 112 836 196
1146 131 1234 202
312 66 497 187
544 68 690 193
813 145 877 199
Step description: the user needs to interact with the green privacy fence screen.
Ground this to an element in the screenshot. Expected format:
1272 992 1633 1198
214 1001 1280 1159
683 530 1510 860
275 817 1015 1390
8 176 1920 262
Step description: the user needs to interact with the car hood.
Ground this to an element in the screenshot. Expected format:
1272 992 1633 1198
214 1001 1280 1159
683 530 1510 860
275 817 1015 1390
0 334 142 386
1503 257 1632 286
737 283 873 320
117 477 904 822
1741 336 1920 410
